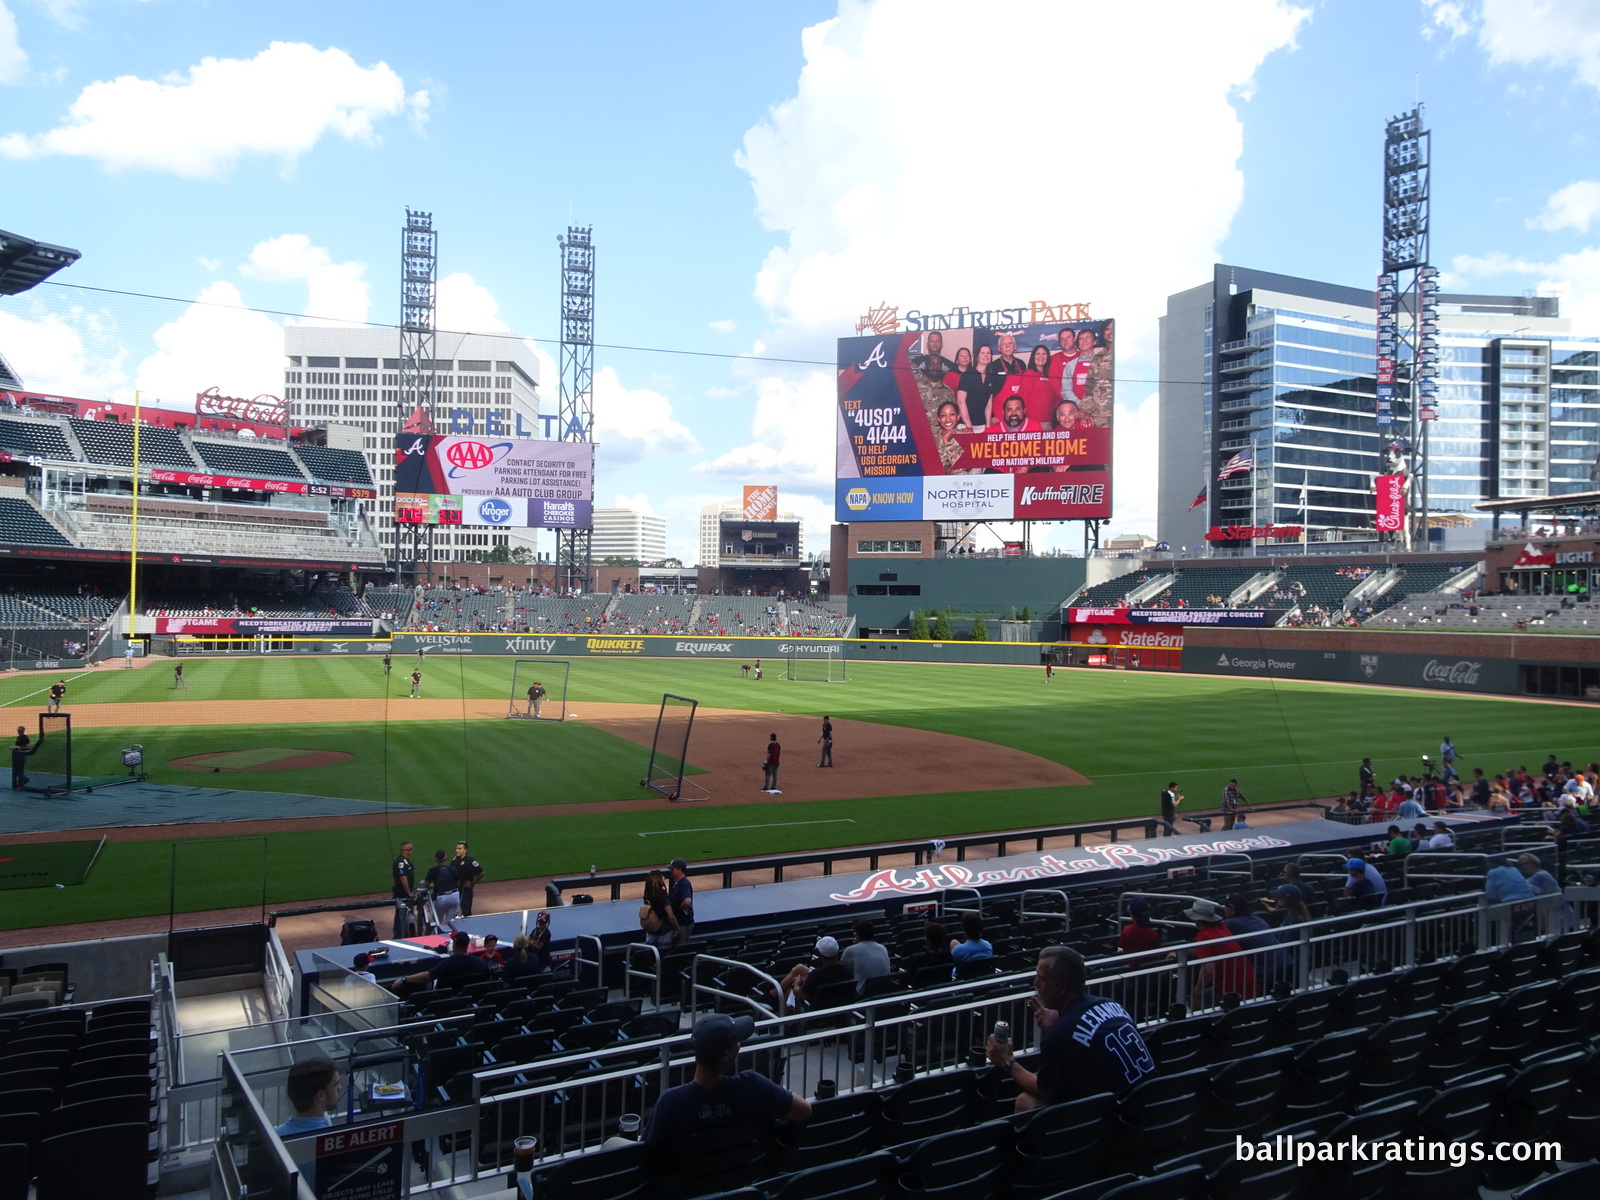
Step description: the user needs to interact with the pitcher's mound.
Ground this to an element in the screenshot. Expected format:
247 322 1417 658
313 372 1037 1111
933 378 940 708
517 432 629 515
170 749 355 772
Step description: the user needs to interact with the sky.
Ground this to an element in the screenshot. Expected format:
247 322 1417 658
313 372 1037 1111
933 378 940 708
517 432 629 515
2 0 1600 561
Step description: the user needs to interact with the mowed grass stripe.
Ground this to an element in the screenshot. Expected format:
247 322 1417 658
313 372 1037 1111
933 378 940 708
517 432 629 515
0 655 1593 931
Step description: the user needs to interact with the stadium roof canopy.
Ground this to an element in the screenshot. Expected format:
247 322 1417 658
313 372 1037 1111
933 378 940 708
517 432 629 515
0 228 82 296
1474 490 1600 517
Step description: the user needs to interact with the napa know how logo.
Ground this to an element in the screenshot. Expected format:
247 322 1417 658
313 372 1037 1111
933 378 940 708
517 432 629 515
835 479 921 520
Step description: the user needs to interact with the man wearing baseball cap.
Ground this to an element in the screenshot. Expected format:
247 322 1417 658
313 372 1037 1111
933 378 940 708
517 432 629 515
773 936 851 1011
668 858 694 947
642 1013 810 1159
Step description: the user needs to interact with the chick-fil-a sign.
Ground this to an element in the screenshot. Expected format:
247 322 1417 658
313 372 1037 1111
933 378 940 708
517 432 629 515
828 834 1292 902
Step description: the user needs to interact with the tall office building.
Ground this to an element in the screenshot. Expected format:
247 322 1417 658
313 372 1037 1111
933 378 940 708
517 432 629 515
1158 265 1600 550
592 507 667 562
282 327 542 563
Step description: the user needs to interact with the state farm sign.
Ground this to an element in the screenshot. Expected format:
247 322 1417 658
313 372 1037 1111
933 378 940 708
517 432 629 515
1072 625 1185 649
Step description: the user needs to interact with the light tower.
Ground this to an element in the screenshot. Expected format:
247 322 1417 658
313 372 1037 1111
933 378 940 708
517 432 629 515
397 207 439 583
556 226 595 593
1375 107 1439 547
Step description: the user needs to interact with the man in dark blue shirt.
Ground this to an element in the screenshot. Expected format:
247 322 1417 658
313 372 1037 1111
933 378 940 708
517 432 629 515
643 1013 810 1165
986 945 1156 1112
668 857 695 947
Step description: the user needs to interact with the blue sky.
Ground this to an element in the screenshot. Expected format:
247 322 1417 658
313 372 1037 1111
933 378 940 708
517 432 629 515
2 0 1599 559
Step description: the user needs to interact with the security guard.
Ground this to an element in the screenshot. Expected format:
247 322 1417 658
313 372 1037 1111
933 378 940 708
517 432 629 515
452 841 484 917
391 841 416 938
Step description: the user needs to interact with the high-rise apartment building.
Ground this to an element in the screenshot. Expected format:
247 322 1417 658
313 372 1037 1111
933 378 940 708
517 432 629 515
282 327 542 562
592 507 667 562
1158 265 1600 550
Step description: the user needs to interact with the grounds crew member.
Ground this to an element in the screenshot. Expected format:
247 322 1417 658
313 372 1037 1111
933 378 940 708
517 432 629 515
409 666 423 699
452 841 484 916
47 680 65 713
527 681 545 717
173 662 186 690
11 725 36 790
383 653 392 677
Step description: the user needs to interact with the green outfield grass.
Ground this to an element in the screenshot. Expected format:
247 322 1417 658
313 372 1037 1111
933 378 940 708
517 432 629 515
0 655 1595 931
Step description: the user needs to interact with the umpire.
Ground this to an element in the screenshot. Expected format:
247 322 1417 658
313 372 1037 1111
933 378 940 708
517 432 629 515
452 841 484 916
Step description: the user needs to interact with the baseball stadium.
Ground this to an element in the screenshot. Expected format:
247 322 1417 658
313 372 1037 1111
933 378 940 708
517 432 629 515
5 200 1600 1200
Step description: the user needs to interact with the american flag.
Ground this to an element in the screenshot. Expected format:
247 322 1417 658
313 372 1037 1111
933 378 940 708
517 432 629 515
1217 448 1253 480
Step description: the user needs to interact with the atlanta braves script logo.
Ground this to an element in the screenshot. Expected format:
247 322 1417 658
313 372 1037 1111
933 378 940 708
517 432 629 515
827 835 1292 902
858 341 889 371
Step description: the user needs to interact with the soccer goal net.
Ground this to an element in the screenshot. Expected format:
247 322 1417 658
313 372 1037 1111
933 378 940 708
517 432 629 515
786 644 848 682
507 660 571 721
642 693 703 802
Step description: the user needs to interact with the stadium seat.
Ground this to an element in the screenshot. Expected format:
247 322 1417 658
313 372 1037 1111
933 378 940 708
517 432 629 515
1486 1049 1588 1190
1515 1164 1600 1200
1389 961 1448 1015
880 1075 975 1146
773 1091 880 1174
893 1120 1010 1200
1357 1012 1436 1102
1115 1067 1208 1164
525 1141 654 1200
1425 995 1500 1083
1331 976 1391 1029
1317 1095 1424 1200
1208 1002 1278 1058
764 1151 897 1200
1485 980 1560 1063
1007 1091 1118 1198
35 1123 152 1200
1271 990 1334 1042
1202 1045 1294 1138
1095 1165 1208 1200
1282 1028 1368 1118
1142 1015 1216 1073
0 1142 31 1200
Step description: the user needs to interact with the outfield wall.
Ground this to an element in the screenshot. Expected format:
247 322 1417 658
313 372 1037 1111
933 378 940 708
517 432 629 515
385 631 1047 666
1181 626 1600 699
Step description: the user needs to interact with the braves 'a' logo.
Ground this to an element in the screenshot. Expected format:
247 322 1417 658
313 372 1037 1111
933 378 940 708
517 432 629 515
858 341 889 371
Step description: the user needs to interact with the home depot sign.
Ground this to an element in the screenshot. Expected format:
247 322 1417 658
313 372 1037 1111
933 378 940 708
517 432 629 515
742 485 778 520
1070 625 1185 649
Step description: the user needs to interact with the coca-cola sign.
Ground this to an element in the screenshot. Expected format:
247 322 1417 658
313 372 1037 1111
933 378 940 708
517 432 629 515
196 387 291 426
1422 659 1482 686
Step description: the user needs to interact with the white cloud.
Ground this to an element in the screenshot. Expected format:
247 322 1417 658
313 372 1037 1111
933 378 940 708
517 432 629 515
1420 0 1472 40
0 41 423 176
1478 0 1600 92
719 0 1307 509
1528 180 1600 234
240 234 370 325
708 319 737 333
436 272 511 335
1451 247 1600 331
1112 393 1160 536
24 0 83 30
195 256 223 273
0 1 26 85
592 367 700 465
133 281 283 405
611 492 657 515
0 305 128 398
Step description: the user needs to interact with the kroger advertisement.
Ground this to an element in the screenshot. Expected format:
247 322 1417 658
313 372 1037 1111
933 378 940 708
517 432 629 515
393 434 593 529
836 318 1113 522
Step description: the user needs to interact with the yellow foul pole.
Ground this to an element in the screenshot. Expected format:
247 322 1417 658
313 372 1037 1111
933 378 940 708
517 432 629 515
127 392 142 652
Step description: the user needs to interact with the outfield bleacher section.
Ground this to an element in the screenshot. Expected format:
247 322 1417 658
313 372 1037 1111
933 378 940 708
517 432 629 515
1070 570 1161 608
1371 592 1600 632
0 415 76 461
362 586 417 622
604 594 695 634
0 496 72 547
1156 565 1261 609
68 418 198 470
191 438 308 481
515 594 613 632
291 443 374 487
411 588 512 631
692 596 787 635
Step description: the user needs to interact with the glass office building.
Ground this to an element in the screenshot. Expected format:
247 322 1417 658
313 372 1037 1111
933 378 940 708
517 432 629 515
1157 265 1600 550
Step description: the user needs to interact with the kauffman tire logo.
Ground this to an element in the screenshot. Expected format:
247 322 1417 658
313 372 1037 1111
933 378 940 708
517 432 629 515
1422 659 1482 686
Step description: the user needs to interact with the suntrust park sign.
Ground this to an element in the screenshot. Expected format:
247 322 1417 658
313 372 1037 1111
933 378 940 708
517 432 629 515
856 300 1093 334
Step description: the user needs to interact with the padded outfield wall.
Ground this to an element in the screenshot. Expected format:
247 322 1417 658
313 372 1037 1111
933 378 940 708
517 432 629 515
382 631 1047 666
1181 625 1600 700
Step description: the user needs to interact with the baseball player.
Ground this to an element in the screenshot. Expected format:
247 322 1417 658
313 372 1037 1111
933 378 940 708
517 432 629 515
409 667 422 699
173 663 186 691
383 653 392 677
47 680 66 713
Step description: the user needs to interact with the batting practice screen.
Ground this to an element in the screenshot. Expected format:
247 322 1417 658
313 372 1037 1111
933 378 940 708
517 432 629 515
643 694 698 802
507 660 570 721
835 315 1114 522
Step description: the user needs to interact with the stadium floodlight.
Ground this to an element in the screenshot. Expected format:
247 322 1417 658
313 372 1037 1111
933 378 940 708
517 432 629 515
0 228 82 296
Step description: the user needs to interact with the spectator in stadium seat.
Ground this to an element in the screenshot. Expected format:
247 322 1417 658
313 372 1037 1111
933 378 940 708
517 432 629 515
1425 822 1455 851
1484 860 1534 903
1223 894 1290 988
1117 898 1163 955
840 919 893 995
986 945 1156 1113
901 922 953 980
1551 807 1591 844
350 953 377 984
1376 824 1412 859
774 936 850 1010
501 934 545 985
949 911 995 972
1340 859 1386 908
1278 862 1318 909
1518 852 1578 932
276 1056 341 1137
395 931 492 996
642 1013 810 1161
1181 899 1258 1008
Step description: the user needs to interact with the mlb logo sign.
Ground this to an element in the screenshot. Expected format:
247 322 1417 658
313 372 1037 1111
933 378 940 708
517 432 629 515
1360 655 1379 678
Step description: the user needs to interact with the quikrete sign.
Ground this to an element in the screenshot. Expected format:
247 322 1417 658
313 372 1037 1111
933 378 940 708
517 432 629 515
1205 524 1304 542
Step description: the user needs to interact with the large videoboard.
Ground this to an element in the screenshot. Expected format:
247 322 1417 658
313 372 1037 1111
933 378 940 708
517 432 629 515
835 319 1113 522
394 434 594 530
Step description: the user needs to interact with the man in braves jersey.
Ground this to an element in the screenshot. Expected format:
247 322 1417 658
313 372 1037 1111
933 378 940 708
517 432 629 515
986 396 1044 475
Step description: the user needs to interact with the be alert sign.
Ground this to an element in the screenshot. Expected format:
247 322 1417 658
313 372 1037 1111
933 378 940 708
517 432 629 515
314 1119 404 1200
